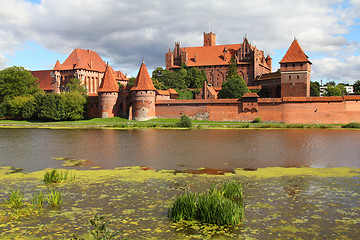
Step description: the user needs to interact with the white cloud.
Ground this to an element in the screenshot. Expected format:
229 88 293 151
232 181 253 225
0 0 359 82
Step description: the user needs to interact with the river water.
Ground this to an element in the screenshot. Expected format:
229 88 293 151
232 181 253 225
0 128 359 172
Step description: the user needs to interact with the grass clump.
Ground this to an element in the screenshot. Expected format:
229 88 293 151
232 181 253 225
43 169 74 183
7 189 24 208
168 180 244 226
30 191 45 207
46 190 62 207
342 122 360 128
176 115 192 128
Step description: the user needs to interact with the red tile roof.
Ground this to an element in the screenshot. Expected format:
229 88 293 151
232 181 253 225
283 96 343 102
55 49 107 72
343 95 360 101
130 62 156 91
256 72 281 81
258 98 283 103
242 92 259 98
156 90 170 96
98 64 119 92
279 40 311 64
248 86 262 90
168 88 178 95
114 70 129 81
31 70 53 91
53 60 61 71
156 99 240 105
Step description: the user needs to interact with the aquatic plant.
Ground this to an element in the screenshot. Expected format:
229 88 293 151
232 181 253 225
168 180 244 226
46 190 62 207
7 189 24 208
30 191 45 207
72 215 121 240
43 169 74 183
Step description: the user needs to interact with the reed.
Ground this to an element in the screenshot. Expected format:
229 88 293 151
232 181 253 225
169 180 244 226
46 190 62 207
43 169 74 183
7 189 24 208
30 191 45 207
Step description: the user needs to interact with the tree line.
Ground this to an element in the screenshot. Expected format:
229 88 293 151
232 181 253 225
310 80 360 96
0 66 87 121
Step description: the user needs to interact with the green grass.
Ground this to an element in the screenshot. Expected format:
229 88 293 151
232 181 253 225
30 191 45 207
342 122 360 128
43 169 74 183
7 189 24 208
168 180 244 226
46 190 62 207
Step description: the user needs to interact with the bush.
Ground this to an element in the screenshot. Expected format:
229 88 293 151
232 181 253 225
168 180 244 226
176 115 192 128
342 122 360 128
252 117 262 123
43 169 74 183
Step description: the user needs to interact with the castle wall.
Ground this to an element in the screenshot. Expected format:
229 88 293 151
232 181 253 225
98 92 119 118
156 98 360 124
132 90 156 121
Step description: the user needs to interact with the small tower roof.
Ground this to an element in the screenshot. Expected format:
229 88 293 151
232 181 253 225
280 40 312 64
98 64 119 92
130 62 156 91
53 60 61 71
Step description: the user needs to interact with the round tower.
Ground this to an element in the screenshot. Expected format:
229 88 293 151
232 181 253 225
98 64 120 118
130 62 156 121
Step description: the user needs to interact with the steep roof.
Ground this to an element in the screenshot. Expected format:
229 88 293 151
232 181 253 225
53 60 61 71
242 92 259 98
130 62 156 91
280 40 311 64
98 64 119 92
31 70 53 91
56 49 107 72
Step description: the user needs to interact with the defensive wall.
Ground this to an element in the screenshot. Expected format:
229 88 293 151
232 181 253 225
156 96 360 124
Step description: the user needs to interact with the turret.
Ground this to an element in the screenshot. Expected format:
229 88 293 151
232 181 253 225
280 39 312 97
130 62 156 121
51 60 61 93
98 64 120 118
204 32 216 46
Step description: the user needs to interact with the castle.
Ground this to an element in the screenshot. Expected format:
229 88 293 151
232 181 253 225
32 32 360 124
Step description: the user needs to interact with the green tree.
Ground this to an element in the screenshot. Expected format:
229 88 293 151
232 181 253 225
353 80 360 94
324 81 336 86
186 68 206 89
7 96 34 119
324 85 342 96
62 92 87 120
218 58 249 99
0 66 41 103
310 81 320 96
36 93 66 121
66 78 87 95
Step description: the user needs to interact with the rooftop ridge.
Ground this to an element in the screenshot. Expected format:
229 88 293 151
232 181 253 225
279 40 311 64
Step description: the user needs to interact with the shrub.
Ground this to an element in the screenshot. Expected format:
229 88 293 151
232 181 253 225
252 117 262 123
168 180 244 226
342 122 360 128
176 115 192 128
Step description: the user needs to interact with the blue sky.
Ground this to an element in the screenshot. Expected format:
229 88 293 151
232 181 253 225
1 0 360 83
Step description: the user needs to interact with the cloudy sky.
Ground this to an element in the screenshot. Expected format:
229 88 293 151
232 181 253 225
0 0 359 84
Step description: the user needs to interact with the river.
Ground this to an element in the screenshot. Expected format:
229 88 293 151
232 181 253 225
0 128 359 172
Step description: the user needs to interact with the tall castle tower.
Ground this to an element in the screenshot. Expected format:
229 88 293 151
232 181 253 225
98 64 120 118
130 62 156 121
204 32 216 46
279 40 312 97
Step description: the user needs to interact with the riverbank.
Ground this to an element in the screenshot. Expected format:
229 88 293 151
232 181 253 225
0 166 359 239
0 117 356 130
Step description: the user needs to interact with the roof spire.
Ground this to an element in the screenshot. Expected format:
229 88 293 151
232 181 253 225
130 62 156 91
98 63 119 92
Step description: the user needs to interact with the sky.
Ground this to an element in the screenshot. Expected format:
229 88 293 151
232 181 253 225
0 0 359 84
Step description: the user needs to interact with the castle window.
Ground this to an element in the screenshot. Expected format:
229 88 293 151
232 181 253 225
285 64 287 68
289 76 291 80
300 63 303 67
297 76 299 79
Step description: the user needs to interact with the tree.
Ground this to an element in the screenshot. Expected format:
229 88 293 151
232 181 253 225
310 81 320 96
66 78 87 95
36 93 66 121
218 58 249 99
353 80 360 94
324 81 336 86
62 92 87 120
0 66 41 103
324 85 342 96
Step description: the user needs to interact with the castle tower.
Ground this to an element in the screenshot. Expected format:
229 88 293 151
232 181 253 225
130 62 156 121
51 60 61 94
97 64 120 118
280 40 312 97
204 32 216 46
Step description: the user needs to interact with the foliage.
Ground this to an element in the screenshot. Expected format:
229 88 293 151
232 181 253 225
353 80 360 94
36 93 66 121
310 81 320 96
324 85 344 96
218 58 249 99
168 180 244 226
30 191 45 207
62 92 87 120
342 122 360 128
0 66 41 103
127 77 136 87
43 169 74 183
152 67 206 90
176 115 192 128
46 190 62 207
66 78 88 95
324 81 336 86
252 117 262 123
176 89 194 99
7 189 24 208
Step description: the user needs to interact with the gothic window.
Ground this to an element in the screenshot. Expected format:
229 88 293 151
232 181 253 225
289 76 291 80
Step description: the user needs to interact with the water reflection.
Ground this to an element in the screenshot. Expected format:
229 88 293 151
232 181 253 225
0 128 359 172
